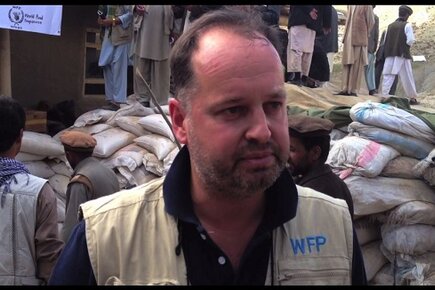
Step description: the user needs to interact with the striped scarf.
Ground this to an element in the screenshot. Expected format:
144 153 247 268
0 157 30 208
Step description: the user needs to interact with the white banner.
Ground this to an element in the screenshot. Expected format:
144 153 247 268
0 5 62 36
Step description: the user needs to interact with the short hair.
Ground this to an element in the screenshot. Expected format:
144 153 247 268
291 131 331 163
170 7 282 111
0 96 26 153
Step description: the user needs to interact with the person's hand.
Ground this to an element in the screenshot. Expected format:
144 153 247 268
97 17 112 27
309 8 318 20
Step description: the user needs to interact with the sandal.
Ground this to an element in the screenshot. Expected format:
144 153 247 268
409 98 419 105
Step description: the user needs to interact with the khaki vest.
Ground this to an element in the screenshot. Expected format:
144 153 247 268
81 178 353 285
111 5 133 46
0 173 46 285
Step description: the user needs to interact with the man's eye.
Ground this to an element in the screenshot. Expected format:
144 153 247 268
222 106 245 117
265 102 283 112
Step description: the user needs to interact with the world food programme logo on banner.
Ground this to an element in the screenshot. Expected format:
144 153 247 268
8 6 24 27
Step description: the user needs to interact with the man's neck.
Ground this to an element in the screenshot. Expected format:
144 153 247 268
192 188 265 270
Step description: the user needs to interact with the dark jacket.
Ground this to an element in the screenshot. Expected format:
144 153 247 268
368 14 379 54
293 163 354 218
288 5 332 35
383 18 412 60
322 6 338 53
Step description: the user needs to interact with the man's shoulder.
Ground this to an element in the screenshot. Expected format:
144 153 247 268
296 184 349 210
80 176 165 218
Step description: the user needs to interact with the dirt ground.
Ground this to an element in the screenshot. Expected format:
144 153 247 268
332 5 435 111
279 5 435 112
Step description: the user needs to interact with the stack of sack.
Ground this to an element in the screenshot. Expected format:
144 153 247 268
21 99 181 235
326 100 435 285
16 131 73 233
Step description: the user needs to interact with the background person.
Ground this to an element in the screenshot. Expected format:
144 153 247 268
0 96 63 285
287 115 354 218
375 30 399 95
381 5 419 105
286 5 332 87
337 5 375 96
130 5 174 108
59 131 120 242
98 5 133 110
364 6 379 95
49 8 366 285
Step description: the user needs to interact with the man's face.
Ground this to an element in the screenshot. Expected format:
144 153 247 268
287 136 312 177
171 28 289 199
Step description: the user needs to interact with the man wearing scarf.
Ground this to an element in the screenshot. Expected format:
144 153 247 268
0 96 63 285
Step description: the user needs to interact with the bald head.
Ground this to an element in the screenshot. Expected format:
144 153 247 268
170 7 282 109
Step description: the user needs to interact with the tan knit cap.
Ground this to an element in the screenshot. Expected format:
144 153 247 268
60 130 97 152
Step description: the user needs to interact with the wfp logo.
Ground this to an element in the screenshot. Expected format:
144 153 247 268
290 235 327 255
8 6 24 27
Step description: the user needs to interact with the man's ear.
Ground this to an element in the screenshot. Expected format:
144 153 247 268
309 145 321 161
169 98 187 145
14 128 24 155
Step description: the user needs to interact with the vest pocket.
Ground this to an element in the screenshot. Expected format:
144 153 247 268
276 256 351 285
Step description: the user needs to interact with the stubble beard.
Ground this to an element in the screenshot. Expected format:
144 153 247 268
188 131 287 200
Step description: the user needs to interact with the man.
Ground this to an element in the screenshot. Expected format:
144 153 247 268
59 130 120 242
286 5 332 87
98 5 133 110
0 96 63 285
381 5 419 105
130 5 174 108
375 30 399 95
49 8 366 285
336 5 375 96
287 115 354 218
364 6 379 95
322 6 339 75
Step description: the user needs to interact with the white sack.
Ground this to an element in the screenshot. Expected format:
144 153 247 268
381 224 435 255
327 136 400 179
101 143 147 171
143 152 164 176
115 116 151 137
47 160 73 177
117 165 158 187
354 217 381 246
73 109 115 127
16 152 45 162
49 174 70 200
23 160 55 179
138 113 175 141
376 200 435 226
370 263 393 285
153 105 170 115
381 156 420 179
105 102 155 126
344 175 435 216
134 134 176 160
349 101 435 144
21 131 65 157
93 127 136 158
361 240 389 282
348 121 434 160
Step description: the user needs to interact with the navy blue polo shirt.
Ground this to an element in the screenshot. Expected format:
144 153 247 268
49 146 367 285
